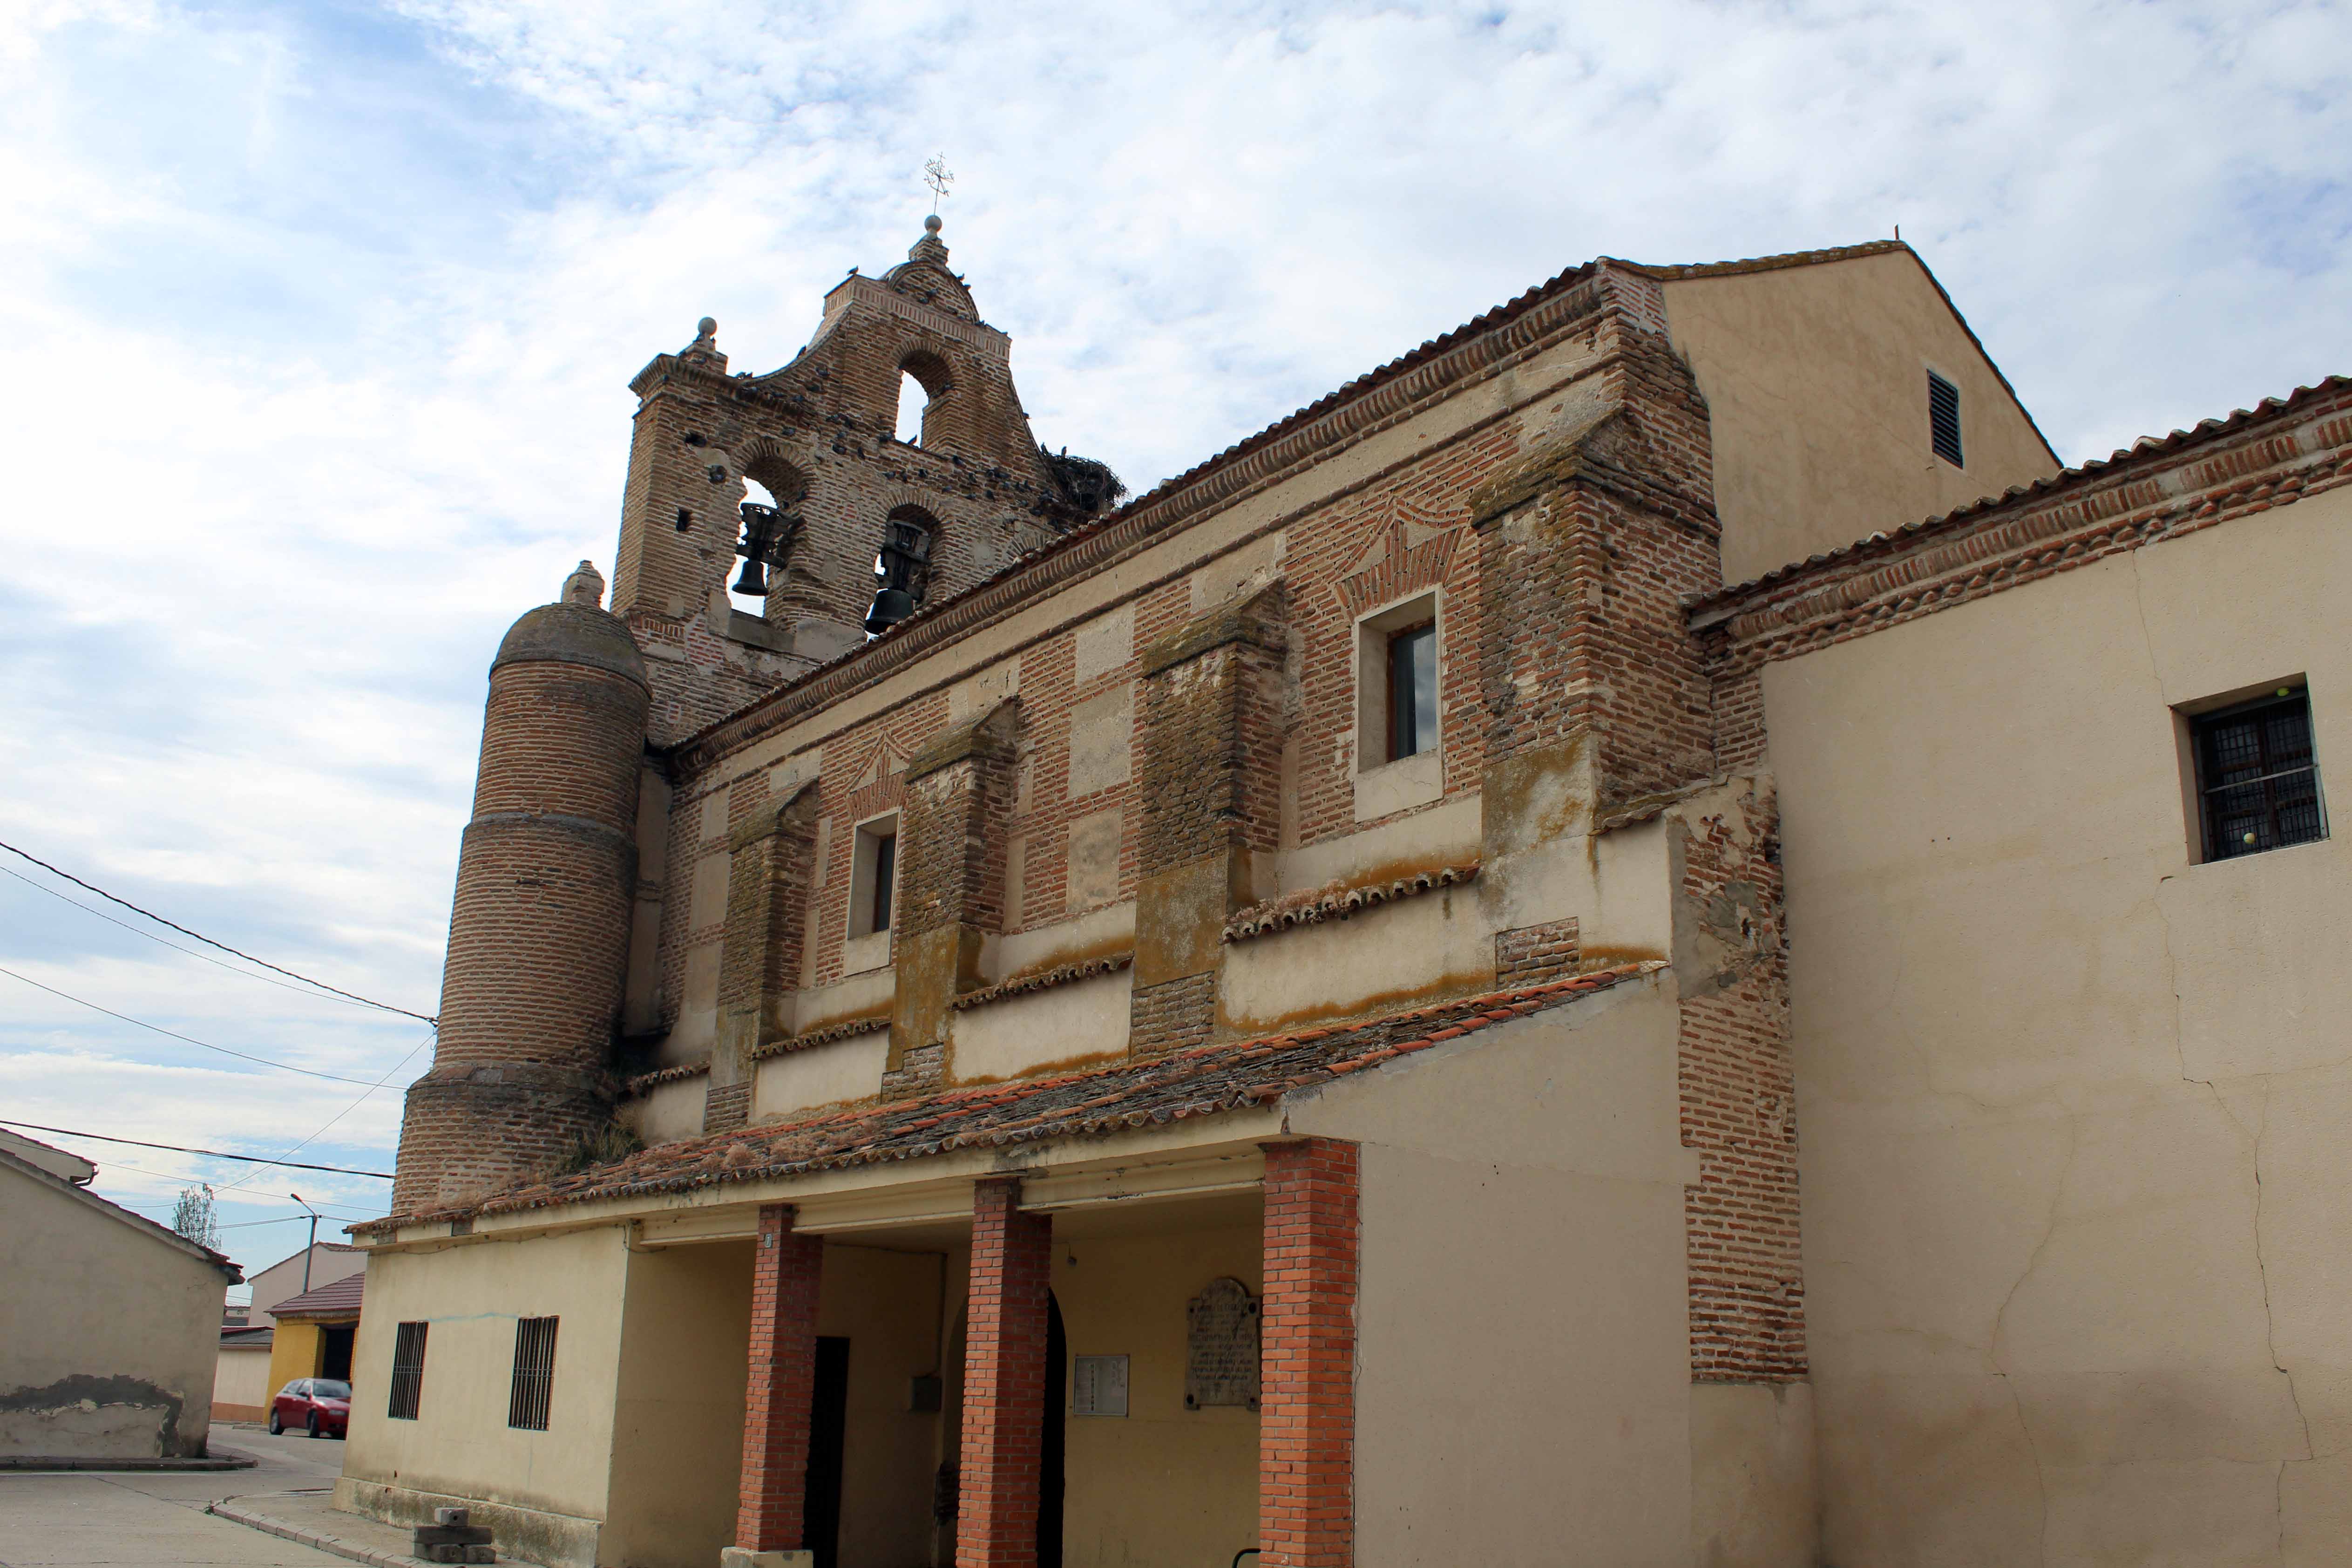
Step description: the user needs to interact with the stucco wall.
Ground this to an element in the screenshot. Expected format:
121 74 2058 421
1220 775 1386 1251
603 1241 753 1568
0 1164 227 1458
214 1342 275 1421
1290 975 1707 1566
1767 485 2352 1566
1052 1221 1263 1568
1661 249 2060 586
343 1229 630 1534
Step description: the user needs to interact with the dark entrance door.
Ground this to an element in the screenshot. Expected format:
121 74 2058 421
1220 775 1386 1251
805 1337 850 1568
321 1324 355 1382
1040 1294 1065 1568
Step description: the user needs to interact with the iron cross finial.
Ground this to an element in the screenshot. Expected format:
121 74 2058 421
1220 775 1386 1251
924 154 955 214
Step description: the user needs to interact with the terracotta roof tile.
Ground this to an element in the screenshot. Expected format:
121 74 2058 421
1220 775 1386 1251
269 1272 365 1319
362 962 1662 1234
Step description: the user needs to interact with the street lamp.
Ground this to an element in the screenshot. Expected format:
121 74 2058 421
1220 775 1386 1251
291 1193 321 1293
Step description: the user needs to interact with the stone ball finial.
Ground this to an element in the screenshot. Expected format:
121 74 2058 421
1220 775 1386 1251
696 316 718 339
923 213 942 234
562 559 606 608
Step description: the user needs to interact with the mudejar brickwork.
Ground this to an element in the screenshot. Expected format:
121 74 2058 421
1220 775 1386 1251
343 216 2352 1568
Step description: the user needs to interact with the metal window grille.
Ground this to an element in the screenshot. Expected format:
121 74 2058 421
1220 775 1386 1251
1386 621 1437 761
508 1316 558 1431
2194 689 2327 861
386 1321 428 1421
1927 371 1963 467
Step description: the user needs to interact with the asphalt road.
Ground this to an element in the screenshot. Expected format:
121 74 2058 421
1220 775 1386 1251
0 1426 353 1567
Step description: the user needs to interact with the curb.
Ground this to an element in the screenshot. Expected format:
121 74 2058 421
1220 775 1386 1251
208 1497 435 1568
0 1450 258 1471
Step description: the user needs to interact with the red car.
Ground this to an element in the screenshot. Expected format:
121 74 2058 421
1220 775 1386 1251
269 1377 351 1438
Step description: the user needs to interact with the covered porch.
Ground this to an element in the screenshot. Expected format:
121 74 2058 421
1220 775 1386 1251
612 1135 1353 1568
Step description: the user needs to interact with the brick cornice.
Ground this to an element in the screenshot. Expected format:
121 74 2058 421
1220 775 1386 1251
1692 378 2352 667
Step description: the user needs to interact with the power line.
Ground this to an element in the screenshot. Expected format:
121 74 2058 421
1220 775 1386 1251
0 964 393 1086
214 1032 432 1198
0 863 412 1014
0 837 437 1025
0 1119 394 1178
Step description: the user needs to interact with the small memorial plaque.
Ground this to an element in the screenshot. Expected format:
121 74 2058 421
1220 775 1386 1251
1185 1276 1261 1410
1071 1354 1129 1417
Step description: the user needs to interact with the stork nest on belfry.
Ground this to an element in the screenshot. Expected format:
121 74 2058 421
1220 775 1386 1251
1042 447 1128 515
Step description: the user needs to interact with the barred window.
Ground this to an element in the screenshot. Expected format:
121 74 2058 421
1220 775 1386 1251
1928 370 1963 467
2192 686 2326 862
508 1317 559 1431
386 1322 428 1421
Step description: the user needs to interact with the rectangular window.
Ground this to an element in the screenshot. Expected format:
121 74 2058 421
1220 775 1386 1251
1928 370 1964 467
386 1322 428 1421
1386 621 1438 761
848 815 901 940
2192 686 2326 861
508 1316 558 1431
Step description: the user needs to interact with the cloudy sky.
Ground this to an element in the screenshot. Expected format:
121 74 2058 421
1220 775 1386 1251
1 0 2345 1278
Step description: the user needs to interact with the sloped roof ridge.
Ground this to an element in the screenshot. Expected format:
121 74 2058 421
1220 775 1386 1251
270 1272 365 1318
1695 375 2352 614
1604 238 1908 281
0 1144 242 1279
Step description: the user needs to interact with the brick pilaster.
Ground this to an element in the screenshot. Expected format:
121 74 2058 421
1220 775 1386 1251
1260 1138 1360 1568
709 783 819 1131
891 701 1021 1087
1130 583 1288 1053
736 1203 826 1554
957 1177 1053 1568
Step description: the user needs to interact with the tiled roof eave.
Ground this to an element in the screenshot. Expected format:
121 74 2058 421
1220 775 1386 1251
360 961 1664 1237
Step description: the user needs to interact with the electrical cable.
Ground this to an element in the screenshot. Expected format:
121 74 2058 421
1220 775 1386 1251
0 1120 393 1178
213 1033 432 1198
0 838 437 1025
0 964 392 1086
0 862 414 1014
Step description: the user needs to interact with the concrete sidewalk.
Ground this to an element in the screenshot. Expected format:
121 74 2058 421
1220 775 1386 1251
209 1489 441 1568
0 1427 359 1568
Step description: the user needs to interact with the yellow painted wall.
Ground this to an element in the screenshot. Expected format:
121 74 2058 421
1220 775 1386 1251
603 1241 753 1568
1052 1222 1263 1568
1660 249 2061 586
0 1165 229 1459
1765 484 2352 1565
264 1322 325 1405
343 1228 631 1528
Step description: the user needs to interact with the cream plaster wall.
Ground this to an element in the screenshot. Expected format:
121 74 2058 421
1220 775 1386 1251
214 1342 275 1419
949 969 1132 1084
1288 976 1708 1566
603 1241 752 1568
630 1077 707 1145
1660 250 2060 586
1220 879 1492 1036
1051 1223 1263 1568
1767 487 2352 1567
343 1229 630 1532
754 1032 890 1120
0 1163 228 1459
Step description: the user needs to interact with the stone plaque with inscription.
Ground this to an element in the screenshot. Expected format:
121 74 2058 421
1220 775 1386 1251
1185 1276 1261 1410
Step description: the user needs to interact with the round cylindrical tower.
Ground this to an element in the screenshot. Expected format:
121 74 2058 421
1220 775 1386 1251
392 563 651 1214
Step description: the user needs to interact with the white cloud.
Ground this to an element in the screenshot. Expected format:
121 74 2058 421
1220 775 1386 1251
1 0 2345 1270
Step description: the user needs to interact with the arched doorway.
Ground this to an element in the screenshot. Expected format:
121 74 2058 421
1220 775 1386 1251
1041 1291 1066 1568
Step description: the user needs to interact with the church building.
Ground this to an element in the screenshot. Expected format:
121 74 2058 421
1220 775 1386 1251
340 214 2352 1568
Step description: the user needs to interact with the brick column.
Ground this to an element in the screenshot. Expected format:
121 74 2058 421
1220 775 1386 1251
1260 1139 1360 1568
957 1177 1053 1568
735 1204 825 1557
